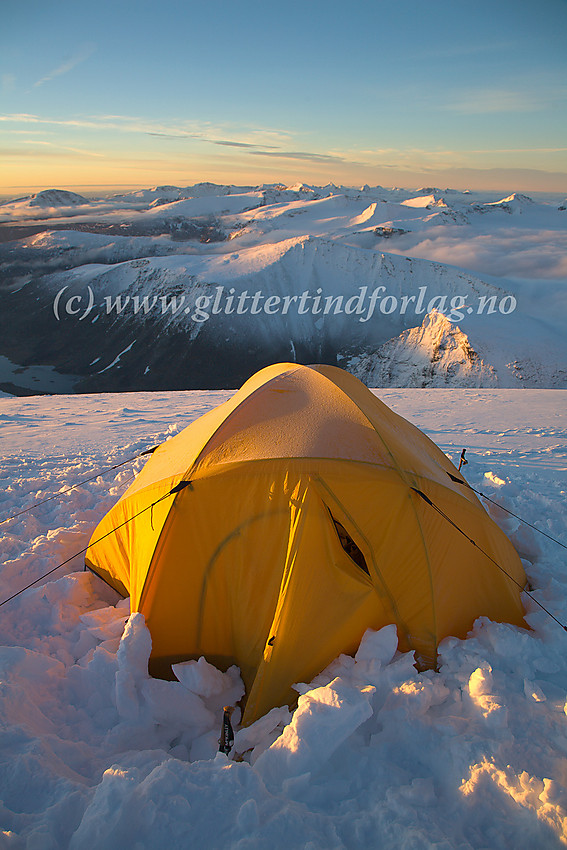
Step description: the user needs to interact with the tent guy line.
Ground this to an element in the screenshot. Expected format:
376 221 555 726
0 478 183 608
3 363 530 726
0 444 161 525
411 486 567 633
3 475 563 634
2 438 564 550
1 367 564 663
468 485 567 551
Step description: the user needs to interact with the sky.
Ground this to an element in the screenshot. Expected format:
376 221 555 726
1 0 567 195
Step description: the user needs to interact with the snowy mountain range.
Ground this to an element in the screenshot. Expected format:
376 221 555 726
1 183 565 393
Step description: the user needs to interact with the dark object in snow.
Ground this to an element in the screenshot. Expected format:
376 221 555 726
219 706 235 755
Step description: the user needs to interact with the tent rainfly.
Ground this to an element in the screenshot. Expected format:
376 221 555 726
85 363 527 724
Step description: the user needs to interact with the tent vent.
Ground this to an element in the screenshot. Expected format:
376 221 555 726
331 517 369 575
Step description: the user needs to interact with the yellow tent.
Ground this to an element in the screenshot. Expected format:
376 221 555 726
85 363 526 724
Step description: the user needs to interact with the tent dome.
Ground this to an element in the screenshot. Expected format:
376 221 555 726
86 363 526 723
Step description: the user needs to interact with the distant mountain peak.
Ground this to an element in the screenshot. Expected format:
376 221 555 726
500 192 534 204
345 310 498 387
401 194 447 209
471 192 535 216
28 189 89 207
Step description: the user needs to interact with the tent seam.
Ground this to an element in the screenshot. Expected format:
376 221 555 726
186 364 305 479
309 367 440 656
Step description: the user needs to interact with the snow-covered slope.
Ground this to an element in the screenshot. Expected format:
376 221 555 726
26 189 90 208
7 234 552 392
0 388 566 848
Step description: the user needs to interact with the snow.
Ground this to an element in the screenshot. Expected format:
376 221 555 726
2 183 566 392
134 191 266 221
401 194 446 209
97 342 136 374
0 189 90 211
0 388 566 848
21 232 565 388
345 309 499 387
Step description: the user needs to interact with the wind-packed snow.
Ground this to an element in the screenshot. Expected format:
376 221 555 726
1 388 566 848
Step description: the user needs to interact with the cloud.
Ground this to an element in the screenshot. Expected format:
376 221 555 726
465 147 567 155
0 146 90 160
250 150 358 164
214 140 279 149
33 44 96 88
355 145 567 178
2 74 16 94
137 129 363 165
146 131 203 140
146 133 281 150
0 113 290 149
444 86 567 115
0 113 46 123
383 227 567 280
21 139 104 158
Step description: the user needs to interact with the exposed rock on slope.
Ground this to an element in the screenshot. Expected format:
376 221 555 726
344 310 498 387
1 183 565 392
0 237 510 391
471 193 534 216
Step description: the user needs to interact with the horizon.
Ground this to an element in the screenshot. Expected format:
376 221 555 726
1 181 566 206
2 0 567 195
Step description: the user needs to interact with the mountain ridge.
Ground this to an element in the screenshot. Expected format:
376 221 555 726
0 182 565 393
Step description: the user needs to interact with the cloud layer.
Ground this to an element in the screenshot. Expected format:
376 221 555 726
385 226 567 280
